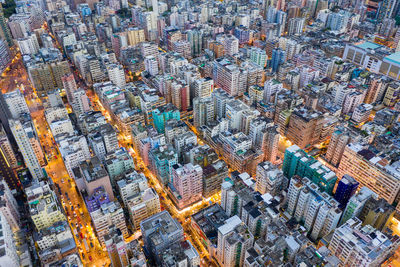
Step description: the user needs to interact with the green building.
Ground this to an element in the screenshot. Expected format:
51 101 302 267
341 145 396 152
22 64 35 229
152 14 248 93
152 103 180 134
282 145 337 194
149 145 178 186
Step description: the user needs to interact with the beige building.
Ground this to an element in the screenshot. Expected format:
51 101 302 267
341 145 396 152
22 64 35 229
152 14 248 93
28 61 70 95
26 182 66 230
286 107 324 149
337 143 400 212
127 28 145 46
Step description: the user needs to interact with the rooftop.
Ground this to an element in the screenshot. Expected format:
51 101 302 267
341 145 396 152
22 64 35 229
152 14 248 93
355 41 381 50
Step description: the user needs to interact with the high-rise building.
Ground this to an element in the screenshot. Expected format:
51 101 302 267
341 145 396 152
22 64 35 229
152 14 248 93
339 187 377 226
376 0 396 22
328 218 399 266
144 56 159 76
171 163 203 209
28 61 71 95
187 29 202 57
7 14 30 39
352 103 373 124
0 125 17 169
126 27 145 46
249 47 267 68
3 89 29 119
0 210 20 266
255 161 286 195
325 126 359 167
261 124 280 163
202 160 229 198
149 145 178 186
0 38 11 72
72 89 91 115
0 91 12 138
263 78 283 103
61 73 78 104
9 119 44 181
271 48 286 72
285 107 324 149
104 226 129 267
117 171 161 230
172 40 191 59
0 126 18 190
192 77 214 99
212 58 247 96
107 63 126 89
358 197 395 231
282 145 337 194
90 201 128 245
326 11 349 32
171 80 190 112
0 177 20 232
105 148 135 182
193 97 214 128
152 104 180 134
288 17 305 36
221 35 239 56
334 174 359 208
286 176 342 241
17 34 39 55
26 181 65 230
140 210 184 264
217 215 254 267
337 143 400 209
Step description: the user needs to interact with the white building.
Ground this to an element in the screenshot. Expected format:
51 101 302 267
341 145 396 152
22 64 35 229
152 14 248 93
288 17 305 36
9 119 44 180
44 106 69 124
3 89 29 119
255 161 285 195
72 89 91 115
193 77 214 99
329 217 400 266
263 79 283 103
0 178 20 232
352 103 373 124
58 135 91 178
144 56 159 76
221 35 239 56
0 210 20 267
287 176 342 241
172 163 203 208
90 201 128 245
35 221 74 251
50 119 74 137
107 63 126 89
17 34 39 55
217 215 254 267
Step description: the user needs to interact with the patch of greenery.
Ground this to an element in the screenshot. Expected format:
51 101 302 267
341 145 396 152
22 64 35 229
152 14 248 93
116 7 130 19
2 0 16 18
396 16 400 26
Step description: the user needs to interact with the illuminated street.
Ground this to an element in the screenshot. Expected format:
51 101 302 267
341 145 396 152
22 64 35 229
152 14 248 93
0 45 110 267
2 0 400 266
90 95 220 266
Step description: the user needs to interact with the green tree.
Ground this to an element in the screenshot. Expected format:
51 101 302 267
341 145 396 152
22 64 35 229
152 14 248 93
2 0 16 18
